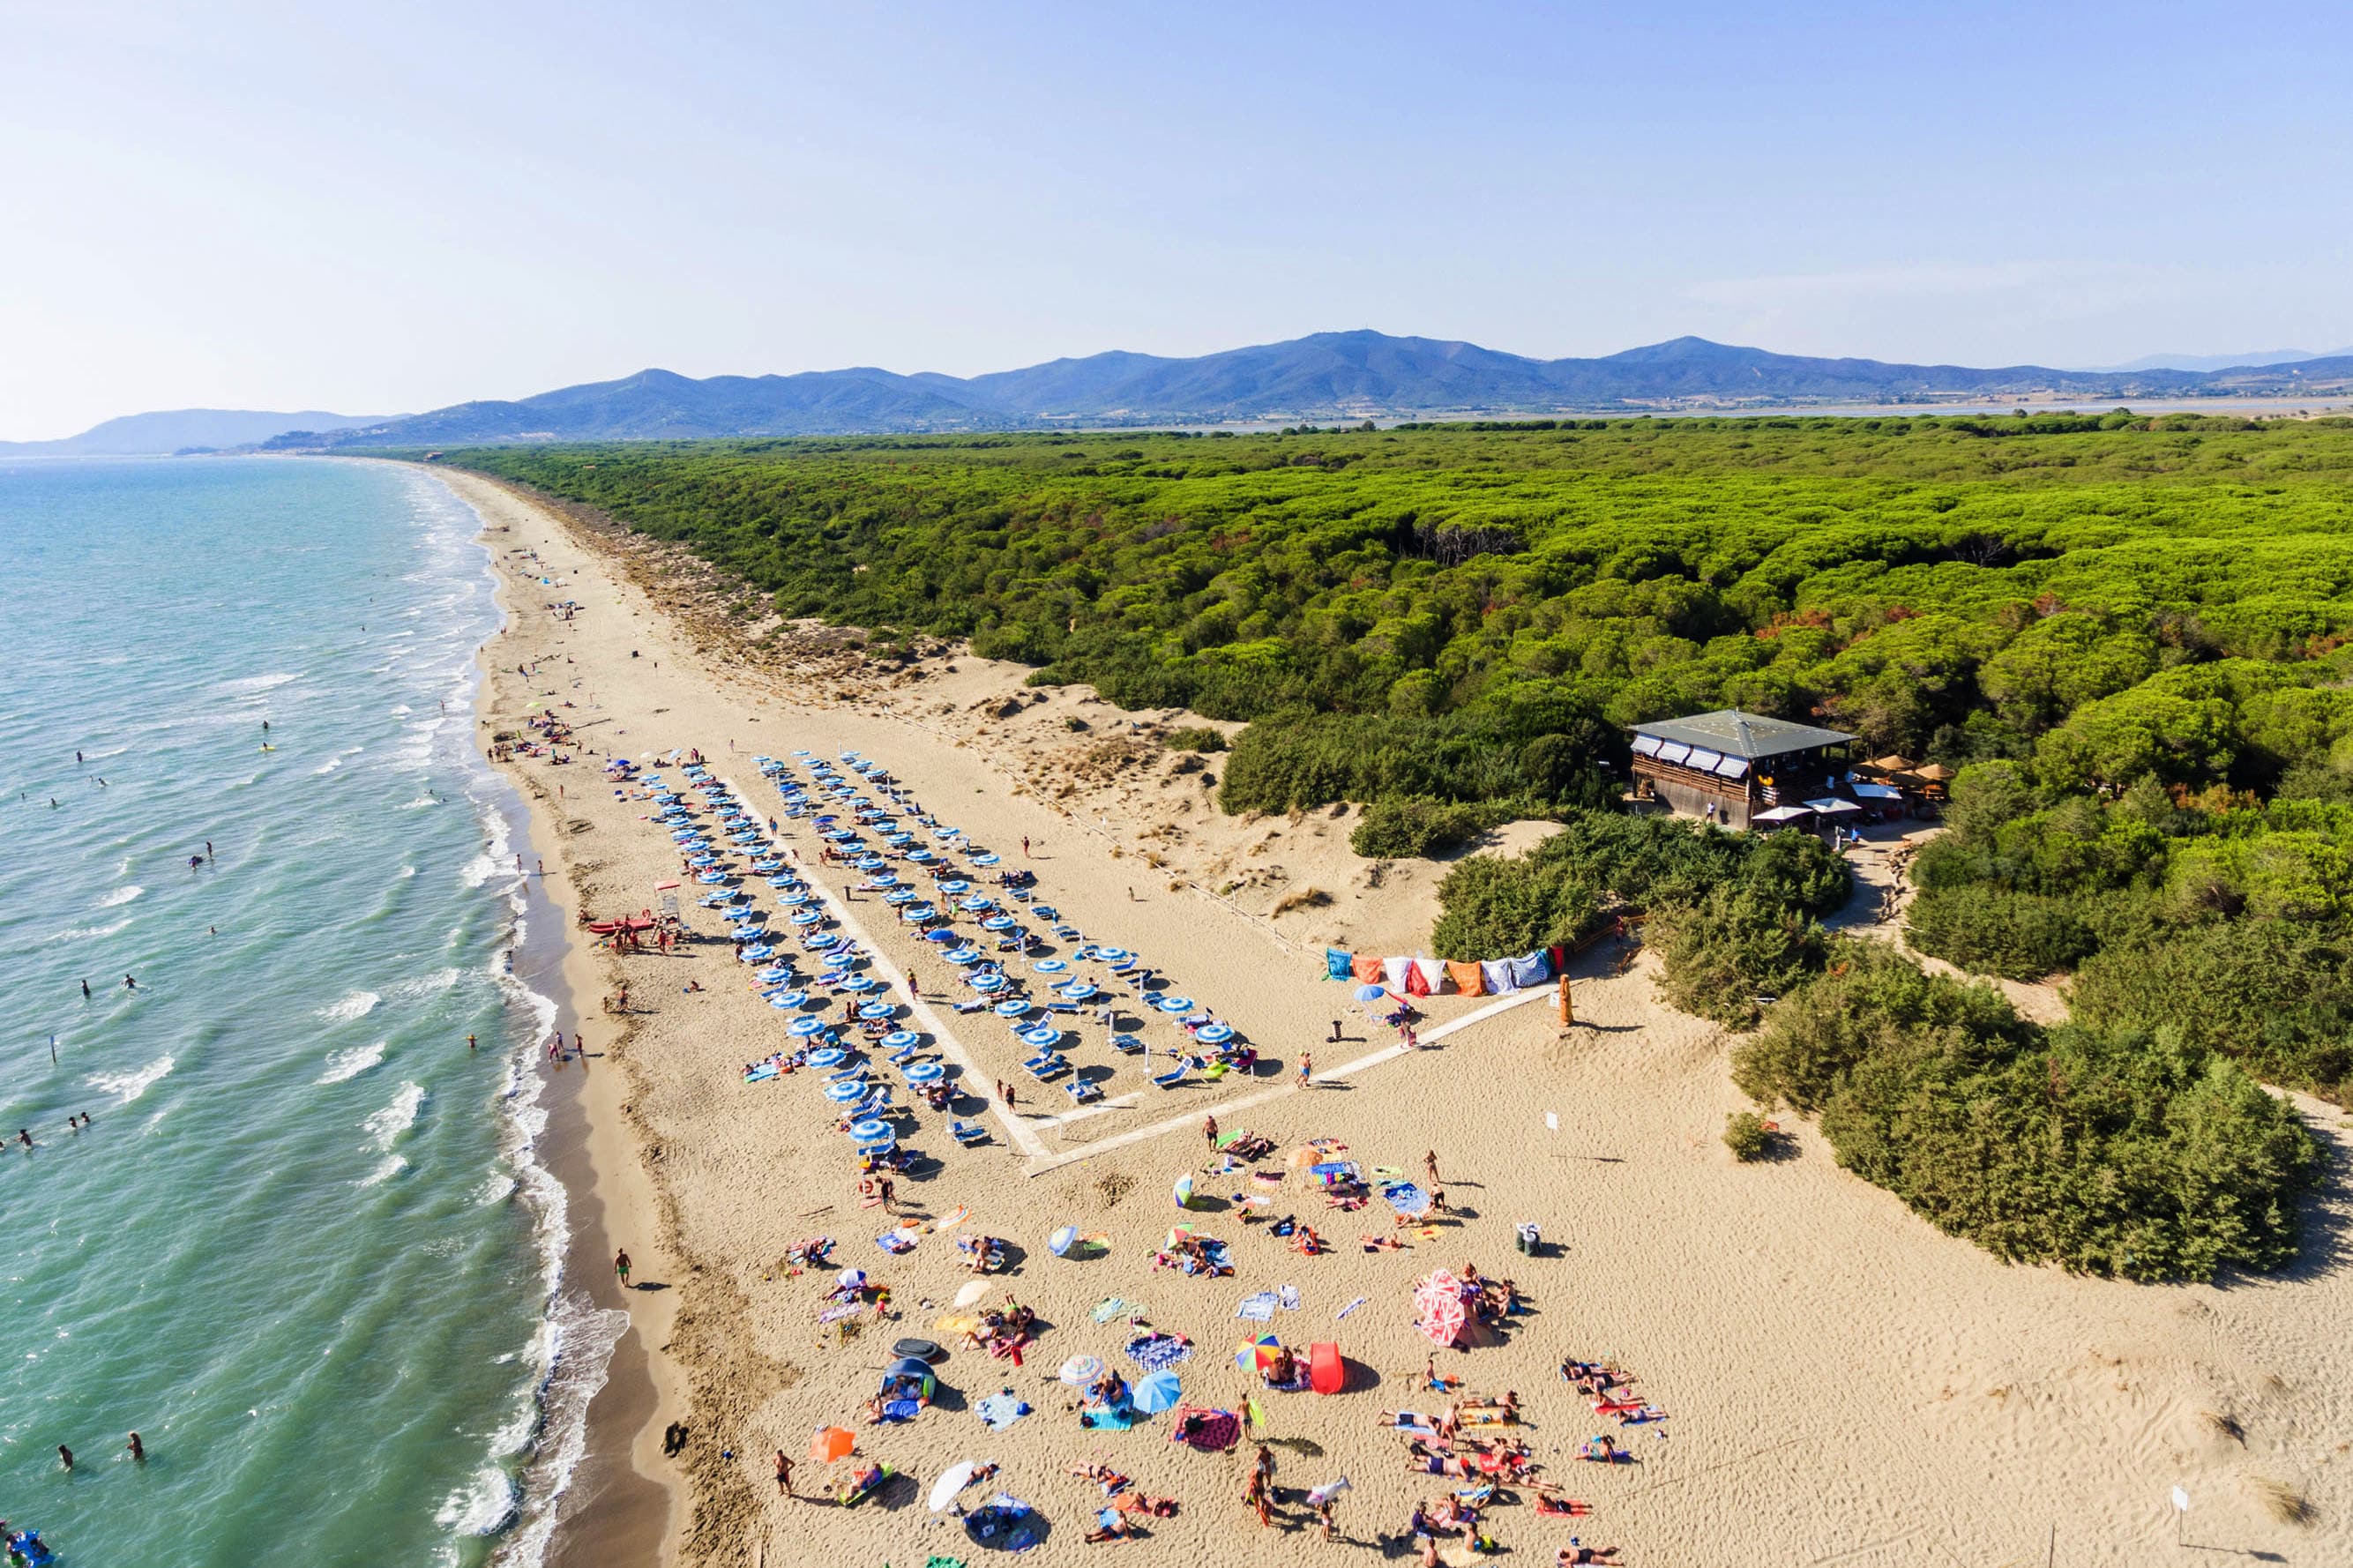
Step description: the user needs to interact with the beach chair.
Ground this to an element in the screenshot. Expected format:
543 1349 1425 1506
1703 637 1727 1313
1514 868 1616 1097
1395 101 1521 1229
1064 1078 1103 1105
1046 1000 1079 1015
1109 1034 1146 1055
952 998 987 1014
1151 1058 1191 1089
1028 1054 1072 1081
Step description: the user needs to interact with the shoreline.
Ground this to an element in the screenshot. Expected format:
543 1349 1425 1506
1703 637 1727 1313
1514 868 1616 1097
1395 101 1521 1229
453 467 685 1568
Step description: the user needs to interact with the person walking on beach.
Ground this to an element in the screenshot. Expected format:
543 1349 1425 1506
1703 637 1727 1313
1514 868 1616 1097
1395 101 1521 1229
1298 1052 1312 1087
1424 1149 1441 1185
1021 835 1030 858
774 1449 793 1497
1203 1114 1218 1151
614 1248 632 1289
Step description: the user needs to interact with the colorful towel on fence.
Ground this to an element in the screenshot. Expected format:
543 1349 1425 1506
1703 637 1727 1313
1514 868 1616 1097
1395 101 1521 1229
1325 948 1352 981
1415 957 1445 993
1125 1332 1194 1371
1279 1284 1301 1311
1445 959 1485 997
1383 956 1415 990
976 1392 1031 1430
1090 1297 1132 1324
1350 954 1385 983
1168 1405 1241 1452
1510 949 1551 988
1481 958 1517 995
1335 1295 1368 1320
1236 1291 1280 1322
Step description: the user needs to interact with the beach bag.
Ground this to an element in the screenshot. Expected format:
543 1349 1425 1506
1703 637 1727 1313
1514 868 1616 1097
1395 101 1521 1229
1445 960 1485 997
1481 959 1517 995
1326 948 1352 982
1511 950 1550 988
1383 957 1414 991
1402 961 1432 997
1350 954 1385 983
1414 957 1446 994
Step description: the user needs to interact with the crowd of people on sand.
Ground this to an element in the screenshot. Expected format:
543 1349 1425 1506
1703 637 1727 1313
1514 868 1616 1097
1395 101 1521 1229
564 733 1659 1560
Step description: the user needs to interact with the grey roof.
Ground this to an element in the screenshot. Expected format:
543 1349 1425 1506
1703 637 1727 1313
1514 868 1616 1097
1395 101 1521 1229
1630 709 1854 760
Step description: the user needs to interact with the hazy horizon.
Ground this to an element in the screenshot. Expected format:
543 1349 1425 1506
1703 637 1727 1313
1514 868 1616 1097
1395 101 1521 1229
6 2 2350 440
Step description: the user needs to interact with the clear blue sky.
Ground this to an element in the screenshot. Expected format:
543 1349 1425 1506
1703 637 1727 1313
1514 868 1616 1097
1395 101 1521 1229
5 1 2349 437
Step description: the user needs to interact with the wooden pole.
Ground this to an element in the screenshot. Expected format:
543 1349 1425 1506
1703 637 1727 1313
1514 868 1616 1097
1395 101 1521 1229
1557 974 1573 1029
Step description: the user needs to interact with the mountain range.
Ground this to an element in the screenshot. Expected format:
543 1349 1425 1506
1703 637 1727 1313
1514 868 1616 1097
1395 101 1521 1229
0 407 386 457
18 333 2353 455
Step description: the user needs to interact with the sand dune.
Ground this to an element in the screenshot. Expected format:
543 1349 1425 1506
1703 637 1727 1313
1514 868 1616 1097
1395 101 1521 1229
451 464 2353 1568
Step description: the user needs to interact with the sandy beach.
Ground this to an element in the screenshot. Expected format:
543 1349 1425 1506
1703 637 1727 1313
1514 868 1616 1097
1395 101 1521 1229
444 462 2353 1568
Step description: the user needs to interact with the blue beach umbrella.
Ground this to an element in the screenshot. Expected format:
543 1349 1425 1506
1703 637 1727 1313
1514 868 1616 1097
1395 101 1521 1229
905 1060 945 1084
1033 959 1067 974
1197 1023 1236 1045
805 1047 847 1068
972 974 1006 994
1353 983 1386 1002
858 1002 896 1020
945 947 982 964
994 999 1029 1018
1132 1370 1182 1414
767 989 810 1010
880 1030 919 1050
825 1079 867 1104
1155 996 1196 1014
789 1016 827 1038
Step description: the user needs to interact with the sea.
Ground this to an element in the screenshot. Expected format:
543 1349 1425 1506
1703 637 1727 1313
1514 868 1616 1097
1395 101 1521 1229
0 458 622 1566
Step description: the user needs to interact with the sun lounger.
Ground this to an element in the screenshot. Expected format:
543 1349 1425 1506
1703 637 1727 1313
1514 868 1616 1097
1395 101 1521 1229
1151 1058 1191 1089
1064 1078 1103 1104
951 1120 990 1146
1027 1055 1072 1081
953 998 987 1014
1109 1034 1146 1055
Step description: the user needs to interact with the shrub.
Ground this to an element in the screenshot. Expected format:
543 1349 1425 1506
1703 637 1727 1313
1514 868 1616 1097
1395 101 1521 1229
1164 727 1228 753
1350 795 1492 859
1649 887 1828 1029
1733 945 2319 1281
1902 885 2098 979
2070 922 2353 1100
1430 852 1604 960
1723 1111 1771 1161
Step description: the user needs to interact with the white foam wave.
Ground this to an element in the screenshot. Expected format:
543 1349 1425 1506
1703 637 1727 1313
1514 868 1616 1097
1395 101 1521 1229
46 918 130 944
318 1042 387 1084
220 671 301 694
86 1055 175 1104
97 885 144 907
357 1154 409 1187
314 757 344 775
397 967 461 998
475 1172 518 1206
318 989 381 1023
363 1081 425 1150
435 1465 519 1536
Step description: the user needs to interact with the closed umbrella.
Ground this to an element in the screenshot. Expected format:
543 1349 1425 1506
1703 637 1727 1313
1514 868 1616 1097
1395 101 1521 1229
1132 1370 1182 1414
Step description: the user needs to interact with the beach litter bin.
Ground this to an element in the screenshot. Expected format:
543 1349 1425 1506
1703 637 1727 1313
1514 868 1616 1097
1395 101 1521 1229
1515 1221 1541 1257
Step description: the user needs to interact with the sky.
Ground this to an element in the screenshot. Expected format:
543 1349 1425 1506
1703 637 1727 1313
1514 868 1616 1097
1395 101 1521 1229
4 1 2351 438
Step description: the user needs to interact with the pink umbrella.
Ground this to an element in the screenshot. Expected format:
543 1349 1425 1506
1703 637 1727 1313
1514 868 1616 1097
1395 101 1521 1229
1416 1294 1466 1347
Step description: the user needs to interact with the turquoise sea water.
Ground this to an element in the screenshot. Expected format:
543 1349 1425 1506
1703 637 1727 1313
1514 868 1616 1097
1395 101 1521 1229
0 459 616 1566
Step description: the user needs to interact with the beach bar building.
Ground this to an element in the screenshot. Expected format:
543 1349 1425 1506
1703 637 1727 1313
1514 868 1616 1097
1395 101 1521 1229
1626 709 1856 831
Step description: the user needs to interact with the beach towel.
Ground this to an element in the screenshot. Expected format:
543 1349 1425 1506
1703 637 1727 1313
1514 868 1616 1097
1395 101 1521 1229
879 1397 922 1422
1235 1291 1280 1322
1126 1332 1194 1371
1080 1401 1140 1431
1402 961 1431 997
1383 1182 1430 1215
1445 960 1485 997
1279 1284 1301 1312
1415 957 1447 994
1511 949 1551 988
1383 956 1414 990
1349 953 1384 982
1168 1406 1241 1452
1325 948 1352 981
1090 1297 1132 1324
877 1230 915 1254
976 1392 1031 1430
1481 958 1517 995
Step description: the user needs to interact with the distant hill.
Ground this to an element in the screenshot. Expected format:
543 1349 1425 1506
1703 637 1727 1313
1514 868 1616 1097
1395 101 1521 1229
2092 347 2353 373
222 332 2353 451
0 408 385 456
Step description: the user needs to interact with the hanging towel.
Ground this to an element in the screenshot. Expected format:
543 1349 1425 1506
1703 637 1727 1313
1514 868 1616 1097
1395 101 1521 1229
1350 954 1385 983
1481 959 1518 995
1382 956 1414 990
1414 957 1447 994
1548 943 1568 974
1402 961 1432 997
1445 960 1485 997
1325 948 1352 981
1511 950 1551 988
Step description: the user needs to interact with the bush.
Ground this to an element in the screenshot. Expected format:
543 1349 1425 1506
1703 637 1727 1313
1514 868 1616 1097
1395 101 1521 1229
1733 945 2319 1281
1649 887 1828 1029
1164 727 1228 753
2071 922 2353 1099
1902 885 2098 979
1723 1111 1771 1161
1429 852 1605 960
1350 795 1493 859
